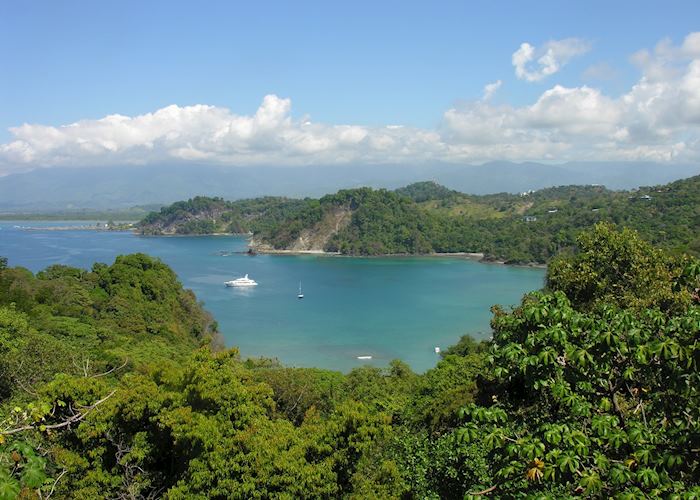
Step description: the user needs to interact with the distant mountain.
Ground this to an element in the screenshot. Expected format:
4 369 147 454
0 161 698 211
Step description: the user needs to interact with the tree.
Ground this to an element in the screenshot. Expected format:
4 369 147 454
453 226 700 496
546 222 694 312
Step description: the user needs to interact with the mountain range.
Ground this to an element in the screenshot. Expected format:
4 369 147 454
1 161 699 211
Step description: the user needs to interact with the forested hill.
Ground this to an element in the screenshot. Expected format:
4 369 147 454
0 254 219 370
138 175 700 263
2 224 700 497
137 195 312 235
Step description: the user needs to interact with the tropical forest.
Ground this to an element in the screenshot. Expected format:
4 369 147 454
138 175 700 264
2 222 700 498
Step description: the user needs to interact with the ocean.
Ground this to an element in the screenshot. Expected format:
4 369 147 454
0 221 545 372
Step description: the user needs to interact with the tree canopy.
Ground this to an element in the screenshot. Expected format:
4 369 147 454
2 223 700 497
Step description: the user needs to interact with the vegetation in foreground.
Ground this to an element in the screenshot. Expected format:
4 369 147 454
1 223 700 498
138 175 700 263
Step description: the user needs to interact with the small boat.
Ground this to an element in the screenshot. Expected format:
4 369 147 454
434 346 441 354
357 355 372 360
297 281 304 299
224 274 258 287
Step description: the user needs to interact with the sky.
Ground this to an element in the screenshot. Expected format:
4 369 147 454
1 0 700 174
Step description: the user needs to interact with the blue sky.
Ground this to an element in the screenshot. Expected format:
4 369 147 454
1 1 700 172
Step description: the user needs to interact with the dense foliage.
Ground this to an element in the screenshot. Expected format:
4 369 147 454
322 188 436 254
2 223 700 497
138 195 315 237
394 181 460 202
453 223 700 496
139 176 700 263
0 254 218 402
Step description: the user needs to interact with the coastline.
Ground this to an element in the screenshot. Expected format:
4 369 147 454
24 225 135 232
19 223 546 268
251 248 337 255
250 247 547 268
133 228 253 238
137 231 252 237
479 259 547 269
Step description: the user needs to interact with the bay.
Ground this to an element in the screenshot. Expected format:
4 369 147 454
0 221 545 372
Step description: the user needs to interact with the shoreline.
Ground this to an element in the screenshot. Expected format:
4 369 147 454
23 225 135 232
141 233 546 268
11 223 546 268
267 250 486 259
137 231 251 237
251 247 547 268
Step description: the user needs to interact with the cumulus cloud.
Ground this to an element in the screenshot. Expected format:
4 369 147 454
440 33 700 163
0 96 446 173
2 33 700 174
512 38 591 82
482 80 502 101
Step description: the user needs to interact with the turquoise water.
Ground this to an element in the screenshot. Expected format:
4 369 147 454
0 222 545 372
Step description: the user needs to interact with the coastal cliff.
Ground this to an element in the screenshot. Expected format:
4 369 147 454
250 206 352 252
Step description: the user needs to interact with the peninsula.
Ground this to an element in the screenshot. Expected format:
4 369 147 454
137 177 700 264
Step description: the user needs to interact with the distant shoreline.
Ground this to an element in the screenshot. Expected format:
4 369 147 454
18 224 135 232
254 248 482 258
139 233 546 267
7 223 546 268
250 247 547 268
137 232 250 237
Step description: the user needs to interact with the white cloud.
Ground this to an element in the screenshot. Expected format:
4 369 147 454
2 33 700 174
512 38 591 82
525 85 621 135
441 33 700 162
482 80 502 100
0 96 447 173
682 32 700 57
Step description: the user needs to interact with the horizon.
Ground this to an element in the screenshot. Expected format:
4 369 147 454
2 1 700 176
0 162 700 213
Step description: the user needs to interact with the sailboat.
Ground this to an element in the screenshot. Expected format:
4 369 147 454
297 281 304 299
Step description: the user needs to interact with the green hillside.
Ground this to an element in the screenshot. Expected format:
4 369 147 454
138 195 313 236
137 176 700 263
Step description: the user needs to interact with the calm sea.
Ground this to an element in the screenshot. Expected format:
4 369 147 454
0 222 545 372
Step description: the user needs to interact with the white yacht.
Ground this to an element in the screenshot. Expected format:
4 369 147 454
225 274 258 287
